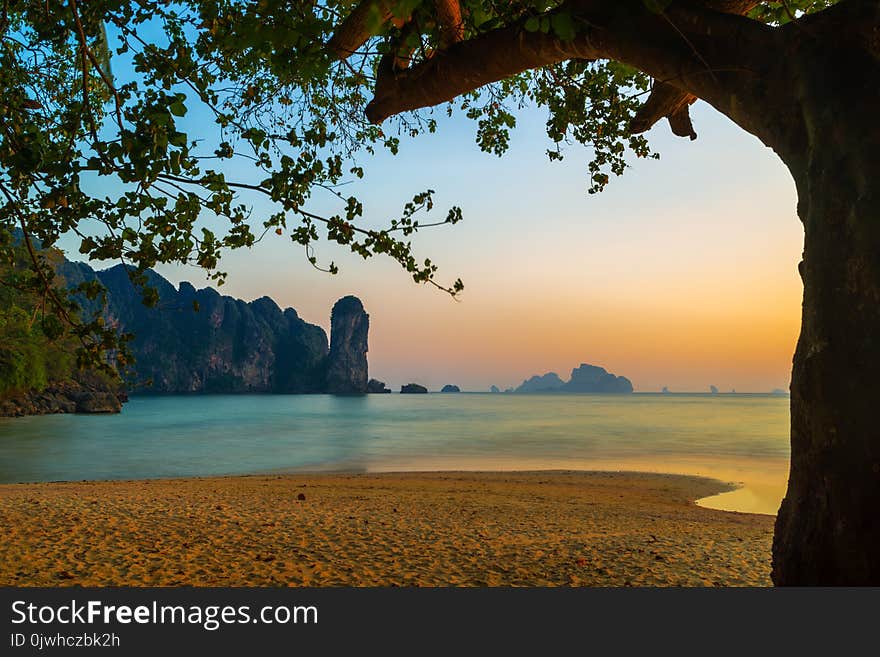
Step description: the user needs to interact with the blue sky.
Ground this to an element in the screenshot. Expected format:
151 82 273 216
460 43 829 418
58 22 805 392
145 102 802 392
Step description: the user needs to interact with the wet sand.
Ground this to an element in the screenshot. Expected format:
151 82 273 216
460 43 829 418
0 471 774 586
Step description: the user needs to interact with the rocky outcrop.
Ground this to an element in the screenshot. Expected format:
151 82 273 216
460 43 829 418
367 379 391 393
56 259 373 395
59 263 332 394
70 390 123 413
515 372 565 393
0 376 124 417
489 385 500 393
562 364 632 393
512 364 632 394
440 384 460 393
401 383 427 394
325 296 369 394
2 238 374 419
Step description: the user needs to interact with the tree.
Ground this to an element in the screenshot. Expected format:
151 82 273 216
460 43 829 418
0 0 877 584
324 0 880 585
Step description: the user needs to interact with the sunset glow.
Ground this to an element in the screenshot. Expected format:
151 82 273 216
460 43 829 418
143 102 803 393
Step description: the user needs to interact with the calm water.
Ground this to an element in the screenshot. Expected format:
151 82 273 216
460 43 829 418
0 394 790 514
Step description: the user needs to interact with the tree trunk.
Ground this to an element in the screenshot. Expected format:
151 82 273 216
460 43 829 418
771 37 880 584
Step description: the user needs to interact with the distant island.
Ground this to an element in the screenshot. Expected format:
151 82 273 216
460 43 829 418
513 364 633 394
516 372 566 393
368 379 392 393
440 385 461 393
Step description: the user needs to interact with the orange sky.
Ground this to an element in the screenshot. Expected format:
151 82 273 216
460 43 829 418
150 102 804 392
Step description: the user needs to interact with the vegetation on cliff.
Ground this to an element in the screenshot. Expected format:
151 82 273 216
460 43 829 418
0 237 122 414
1 234 371 407
0 239 77 395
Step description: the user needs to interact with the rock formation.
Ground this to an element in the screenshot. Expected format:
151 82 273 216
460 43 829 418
2 239 375 416
367 379 391 393
512 364 632 394
401 383 427 394
561 364 632 393
325 296 370 394
440 384 460 393
710 385 719 394
0 375 125 417
56 260 371 395
489 385 500 393
515 372 565 393
59 263 332 393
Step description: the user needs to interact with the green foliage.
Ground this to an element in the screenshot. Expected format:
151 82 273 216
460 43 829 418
533 60 656 194
0 242 77 395
748 1 838 24
0 0 840 373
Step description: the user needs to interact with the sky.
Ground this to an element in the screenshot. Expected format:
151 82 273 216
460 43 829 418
61 72 804 393
121 99 802 394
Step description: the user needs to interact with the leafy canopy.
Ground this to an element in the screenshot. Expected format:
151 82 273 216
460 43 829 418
0 0 836 373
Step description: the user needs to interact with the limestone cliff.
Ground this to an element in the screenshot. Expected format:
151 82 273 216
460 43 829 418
87 266 330 393
58 261 371 395
562 364 633 393
515 372 565 393
513 364 633 394
3 237 377 416
324 296 369 393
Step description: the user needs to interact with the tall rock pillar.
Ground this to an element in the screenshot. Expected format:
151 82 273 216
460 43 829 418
325 296 369 393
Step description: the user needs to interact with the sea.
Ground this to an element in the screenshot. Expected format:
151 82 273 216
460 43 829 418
0 393 790 515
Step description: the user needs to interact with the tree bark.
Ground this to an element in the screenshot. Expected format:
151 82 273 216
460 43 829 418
771 13 880 584
330 0 880 583
364 1 775 125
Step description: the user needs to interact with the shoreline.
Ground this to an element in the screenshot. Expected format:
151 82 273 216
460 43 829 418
0 463 785 516
0 470 774 586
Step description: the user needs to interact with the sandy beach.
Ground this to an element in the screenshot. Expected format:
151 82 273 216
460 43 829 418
0 471 773 587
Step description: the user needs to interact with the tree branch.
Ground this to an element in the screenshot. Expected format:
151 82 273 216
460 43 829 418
433 0 464 47
365 0 775 126
327 0 409 59
791 0 880 59
630 81 697 139
629 0 759 140
666 100 698 139
367 15 599 123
